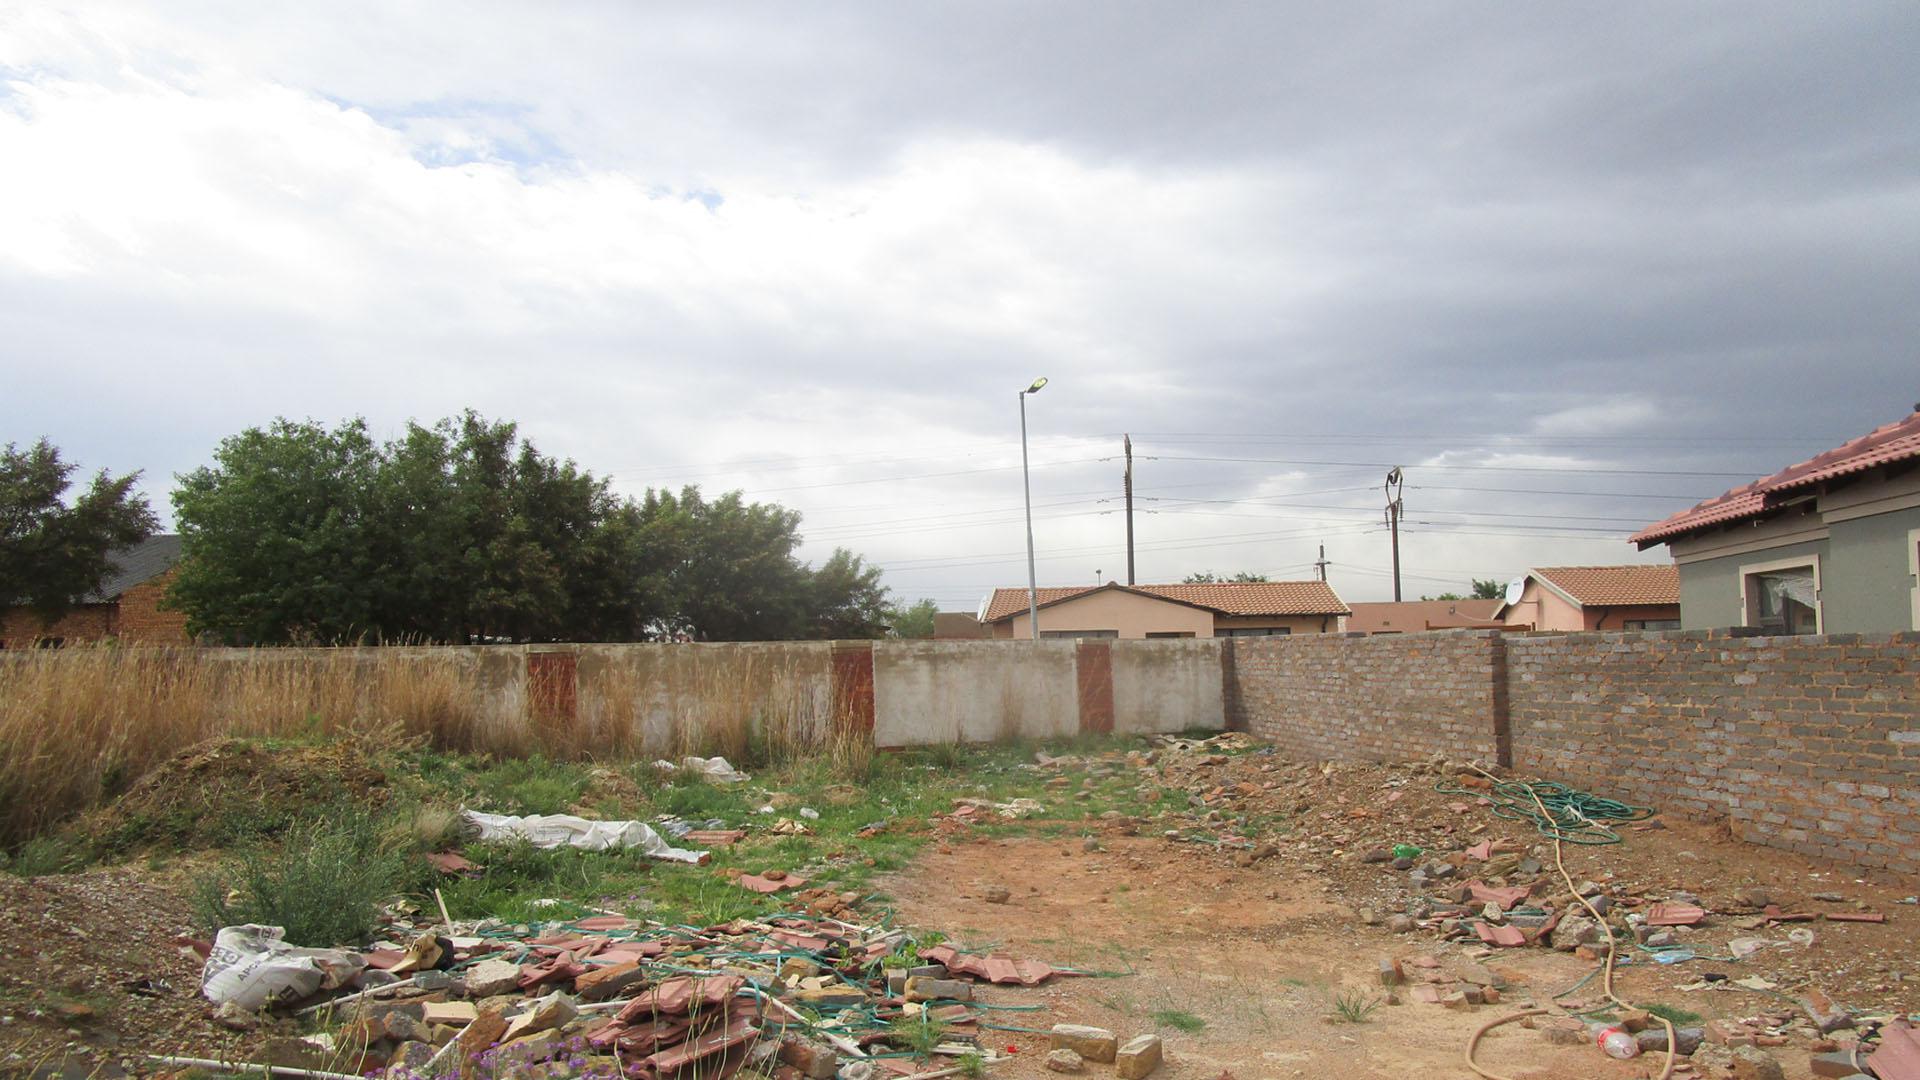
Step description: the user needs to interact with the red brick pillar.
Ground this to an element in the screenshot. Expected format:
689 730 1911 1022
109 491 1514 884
1076 640 1114 735
527 651 578 722
830 642 876 739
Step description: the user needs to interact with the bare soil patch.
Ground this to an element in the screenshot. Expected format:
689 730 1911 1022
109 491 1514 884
883 745 1919 1080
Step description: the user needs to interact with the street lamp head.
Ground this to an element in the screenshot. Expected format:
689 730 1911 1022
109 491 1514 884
1025 376 1049 394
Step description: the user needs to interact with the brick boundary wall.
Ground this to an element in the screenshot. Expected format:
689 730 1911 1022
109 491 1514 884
1507 629 1920 876
1225 631 1505 766
1223 628 1920 877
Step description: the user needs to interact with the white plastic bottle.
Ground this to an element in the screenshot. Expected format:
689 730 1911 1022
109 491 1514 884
1593 1024 1641 1059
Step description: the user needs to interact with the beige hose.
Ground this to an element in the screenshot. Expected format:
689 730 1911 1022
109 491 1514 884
1461 767 1676 1080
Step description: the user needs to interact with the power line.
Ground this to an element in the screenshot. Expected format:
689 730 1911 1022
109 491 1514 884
1141 454 1759 478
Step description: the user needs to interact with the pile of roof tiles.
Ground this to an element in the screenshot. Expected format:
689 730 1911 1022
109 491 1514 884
182 910 1080 1080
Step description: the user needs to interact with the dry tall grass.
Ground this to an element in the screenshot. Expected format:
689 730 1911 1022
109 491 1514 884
0 642 855 848
582 645 829 766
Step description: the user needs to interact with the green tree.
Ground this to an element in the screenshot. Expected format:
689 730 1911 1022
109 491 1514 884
172 414 893 644
808 548 892 639
1471 578 1504 600
639 487 821 641
171 419 390 643
1182 570 1270 583
1420 593 1465 601
888 597 940 639
0 439 156 625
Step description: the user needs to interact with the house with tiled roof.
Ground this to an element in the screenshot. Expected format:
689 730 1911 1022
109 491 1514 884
1493 565 1681 632
1631 406 1920 634
977 580 1350 639
0 534 190 648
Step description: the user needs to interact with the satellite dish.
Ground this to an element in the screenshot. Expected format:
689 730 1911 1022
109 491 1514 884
1504 576 1528 606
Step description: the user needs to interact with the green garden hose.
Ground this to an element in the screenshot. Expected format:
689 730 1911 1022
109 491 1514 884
1433 777 1654 845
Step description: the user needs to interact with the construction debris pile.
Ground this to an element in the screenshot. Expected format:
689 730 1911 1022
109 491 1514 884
1034 733 1920 1080
176 903 1143 1080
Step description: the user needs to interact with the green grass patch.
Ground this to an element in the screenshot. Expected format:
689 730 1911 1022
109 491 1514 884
1152 1009 1207 1033
1644 1003 1703 1026
1329 989 1382 1024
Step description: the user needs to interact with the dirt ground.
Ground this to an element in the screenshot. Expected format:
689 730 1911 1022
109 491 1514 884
884 747 1920 1080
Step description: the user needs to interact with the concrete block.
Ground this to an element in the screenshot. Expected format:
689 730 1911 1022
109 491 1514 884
1050 1024 1117 1063
1116 1034 1163 1079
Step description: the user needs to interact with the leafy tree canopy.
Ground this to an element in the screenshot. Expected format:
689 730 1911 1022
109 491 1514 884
887 597 940 639
1182 570 1270 583
1471 578 1505 600
0 439 157 624
171 413 891 644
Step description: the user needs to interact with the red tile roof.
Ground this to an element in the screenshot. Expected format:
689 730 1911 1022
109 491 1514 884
1633 409 1920 546
980 581 1349 622
1533 565 1680 607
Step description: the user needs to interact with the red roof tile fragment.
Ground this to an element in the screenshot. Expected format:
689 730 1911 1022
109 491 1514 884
1474 923 1528 947
1644 903 1706 927
574 915 633 932
1467 882 1532 911
738 873 809 893
1870 1023 1920 1080
424 851 479 874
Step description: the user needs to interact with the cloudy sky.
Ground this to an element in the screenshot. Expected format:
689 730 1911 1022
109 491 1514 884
4 2 1917 612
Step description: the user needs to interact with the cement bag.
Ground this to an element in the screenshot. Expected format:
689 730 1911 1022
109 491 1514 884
201 925 367 1009
681 756 748 783
461 810 709 863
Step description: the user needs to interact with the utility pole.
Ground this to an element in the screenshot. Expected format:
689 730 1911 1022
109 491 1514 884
1123 434 1136 585
1384 467 1404 602
1315 544 1328 582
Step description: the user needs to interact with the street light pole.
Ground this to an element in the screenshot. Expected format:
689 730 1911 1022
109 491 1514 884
1020 377 1048 641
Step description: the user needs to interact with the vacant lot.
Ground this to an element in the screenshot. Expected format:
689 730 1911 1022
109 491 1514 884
2 732 1914 1079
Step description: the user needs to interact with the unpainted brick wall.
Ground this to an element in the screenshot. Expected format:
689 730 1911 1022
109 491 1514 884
1225 631 1504 766
0 604 114 649
1508 629 1920 876
112 570 190 644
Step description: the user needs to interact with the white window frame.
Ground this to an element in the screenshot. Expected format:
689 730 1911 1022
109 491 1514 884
1908 528 1919 631
1737 553 1822 634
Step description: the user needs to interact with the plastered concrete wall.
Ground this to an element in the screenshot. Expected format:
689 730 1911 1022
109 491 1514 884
574 642 833 750
872 640 1080 745
1110 639 1225 734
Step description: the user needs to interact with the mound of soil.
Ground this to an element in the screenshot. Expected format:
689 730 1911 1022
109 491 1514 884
73 738 389 853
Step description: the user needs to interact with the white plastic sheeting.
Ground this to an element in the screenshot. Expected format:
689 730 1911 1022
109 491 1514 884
461 809 709 863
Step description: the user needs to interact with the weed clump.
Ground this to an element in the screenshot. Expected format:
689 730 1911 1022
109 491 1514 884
192 808 416 946
1329 989 1381 1024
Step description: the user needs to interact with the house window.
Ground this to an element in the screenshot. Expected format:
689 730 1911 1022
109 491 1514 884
1623 619 1680 631
1909 528 1919 631
1739 557 1820 635
1219 627 1291 637
1145 631 1195 639
1040 629 1118 639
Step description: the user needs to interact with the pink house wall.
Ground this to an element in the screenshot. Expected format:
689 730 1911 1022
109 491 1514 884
1499 581 1678 631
